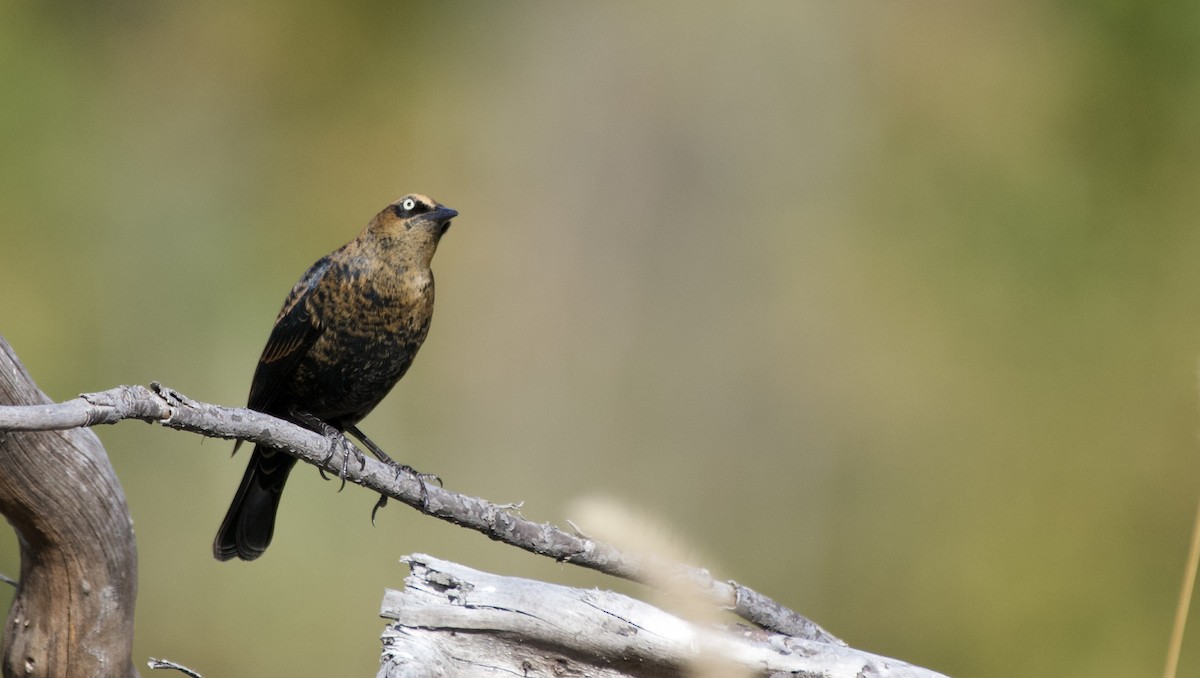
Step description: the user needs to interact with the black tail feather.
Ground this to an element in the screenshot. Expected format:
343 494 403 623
213 445 296 561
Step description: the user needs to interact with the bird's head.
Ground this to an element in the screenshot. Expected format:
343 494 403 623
386 194 457 237
368 194 458 262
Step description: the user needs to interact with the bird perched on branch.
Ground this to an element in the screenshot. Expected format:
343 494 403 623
214 194 457 562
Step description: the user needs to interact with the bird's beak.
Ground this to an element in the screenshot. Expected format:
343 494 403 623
433 205 458 233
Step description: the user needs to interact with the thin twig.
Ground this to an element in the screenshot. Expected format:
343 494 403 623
0 382 840 644
147 658 203 677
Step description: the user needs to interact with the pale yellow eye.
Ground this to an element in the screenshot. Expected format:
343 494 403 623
402 198 416 211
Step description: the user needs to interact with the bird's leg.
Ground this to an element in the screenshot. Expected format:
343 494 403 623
289 408 362 492
345 425 440 517
343 425 390 469
345 425 440 483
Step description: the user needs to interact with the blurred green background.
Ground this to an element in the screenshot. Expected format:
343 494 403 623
3 2 1200 676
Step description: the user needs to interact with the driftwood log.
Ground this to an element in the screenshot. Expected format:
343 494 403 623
381 554 946 678
0 335 949 677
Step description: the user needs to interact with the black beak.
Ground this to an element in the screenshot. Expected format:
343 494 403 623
434 205 457 233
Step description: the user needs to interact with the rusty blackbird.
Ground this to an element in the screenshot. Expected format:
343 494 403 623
214 194 457 561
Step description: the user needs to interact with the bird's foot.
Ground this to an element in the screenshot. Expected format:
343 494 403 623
370 463 438 522
332 436 368 493
343 425 438 512
289 408 364 491
390 463 442 488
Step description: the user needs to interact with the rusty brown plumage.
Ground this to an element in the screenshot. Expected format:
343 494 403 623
214 194 457 561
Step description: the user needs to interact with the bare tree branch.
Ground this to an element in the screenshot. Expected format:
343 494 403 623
0 381 839 645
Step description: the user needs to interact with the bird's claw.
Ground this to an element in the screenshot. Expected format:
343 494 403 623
317 432 337 482
376 462 436 512
371 494 388 524
292 408 349 483
308 430 363 491
392 464 441 488
317 435 351 486
335 440 367 493
406 467 435 512
317 436 338 482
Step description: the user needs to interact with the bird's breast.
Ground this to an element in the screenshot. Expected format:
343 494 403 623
287 267 435 423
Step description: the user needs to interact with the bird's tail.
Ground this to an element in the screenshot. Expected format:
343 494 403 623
213 445 296 561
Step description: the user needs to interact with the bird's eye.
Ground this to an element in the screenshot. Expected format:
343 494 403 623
402 198 417 212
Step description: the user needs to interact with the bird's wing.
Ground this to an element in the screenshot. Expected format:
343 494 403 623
245 256 332 414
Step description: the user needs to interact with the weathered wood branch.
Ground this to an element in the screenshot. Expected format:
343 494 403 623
380 555 948 678
0 338 139 678
0 380 837 645
0 336 950 677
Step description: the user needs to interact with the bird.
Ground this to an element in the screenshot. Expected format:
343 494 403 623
214 193 457 562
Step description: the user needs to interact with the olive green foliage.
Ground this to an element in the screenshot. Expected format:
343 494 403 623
2 2 1199 676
